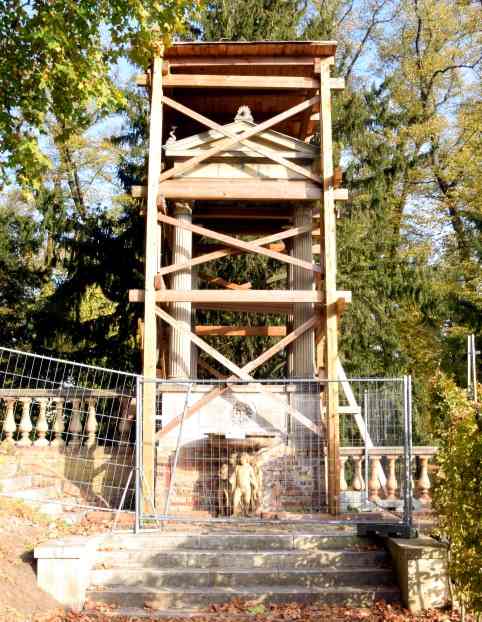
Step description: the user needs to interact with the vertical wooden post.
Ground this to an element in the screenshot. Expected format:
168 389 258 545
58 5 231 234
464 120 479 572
319 57 340 514
142 51 164 504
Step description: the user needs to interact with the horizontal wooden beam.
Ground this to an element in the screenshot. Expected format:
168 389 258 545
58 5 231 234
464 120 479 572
161 179 322 201
137 73 319 90
165 56 319 68
194 325 287 337
154 290 323 304
129 289 351 305
131 183 347 202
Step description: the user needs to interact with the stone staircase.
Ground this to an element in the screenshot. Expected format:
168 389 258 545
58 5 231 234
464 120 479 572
0 465 86 521
86 526 400 617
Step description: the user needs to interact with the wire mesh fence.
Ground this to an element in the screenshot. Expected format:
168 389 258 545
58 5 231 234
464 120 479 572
0 346 417 527
140 376 412 526
0 347 138 512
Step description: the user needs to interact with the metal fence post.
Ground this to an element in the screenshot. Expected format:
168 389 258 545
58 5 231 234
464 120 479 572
402 375 413 530
407 375 413 530
363 389 369 509
135 375 142 533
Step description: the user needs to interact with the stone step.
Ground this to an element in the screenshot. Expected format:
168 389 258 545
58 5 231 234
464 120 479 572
7 485 60 502
87 584 401 609
95 547 388 570
97 532 371 552
90 566 395 589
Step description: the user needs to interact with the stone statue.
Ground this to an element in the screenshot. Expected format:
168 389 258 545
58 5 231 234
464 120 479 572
235 105 254 123
218 450 263 517
232 452 258 517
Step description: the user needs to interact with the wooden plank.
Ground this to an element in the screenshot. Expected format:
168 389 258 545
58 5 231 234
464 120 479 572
142 54 164 504
156 224 314 278
164 56 318 68
197 273 251 290
156 74 320 89
130 291 308 315
161 95 321 185
195 326 287 337
130 291 354 309
131 185 347 201
157 212 321 274
163 41 337 60
153 290 324 304
159 179 321 201
159 95 320 182
319 57 339 514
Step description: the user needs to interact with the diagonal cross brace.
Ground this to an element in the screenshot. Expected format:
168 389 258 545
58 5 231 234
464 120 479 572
157 213 321 275
155 306 321 439
157 223 317 278
159 95 321 183
161 95 320 184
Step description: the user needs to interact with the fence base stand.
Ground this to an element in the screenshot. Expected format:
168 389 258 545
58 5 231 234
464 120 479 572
357 522 418 539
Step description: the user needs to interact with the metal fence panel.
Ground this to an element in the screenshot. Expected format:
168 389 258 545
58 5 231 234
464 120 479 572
139 377 411 526
0 347 138 512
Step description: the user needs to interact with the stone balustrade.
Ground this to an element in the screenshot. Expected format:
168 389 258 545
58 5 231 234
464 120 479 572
0 393 135 450
340 446 438 505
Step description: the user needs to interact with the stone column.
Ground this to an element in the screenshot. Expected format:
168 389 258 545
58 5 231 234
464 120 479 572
169 202 192 379
289 205 314 378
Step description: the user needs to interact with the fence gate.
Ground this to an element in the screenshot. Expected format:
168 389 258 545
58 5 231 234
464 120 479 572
0 347 138 513
138 376 413 529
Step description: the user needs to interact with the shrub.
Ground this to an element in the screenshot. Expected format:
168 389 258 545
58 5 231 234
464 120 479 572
430 372 482 617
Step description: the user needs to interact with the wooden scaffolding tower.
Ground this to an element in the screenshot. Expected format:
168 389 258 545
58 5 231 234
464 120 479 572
130 41 350 514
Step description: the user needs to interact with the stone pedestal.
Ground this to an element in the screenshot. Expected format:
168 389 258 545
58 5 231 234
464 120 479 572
387 537 449 613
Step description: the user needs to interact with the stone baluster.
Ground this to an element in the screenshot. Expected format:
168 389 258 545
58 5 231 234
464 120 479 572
417 455 431 503
2 398 17 445
386 454 398 500
34 398 50 447
17 398 33 447
68 399 83 447
339 456 348 492
85 399 98 448
368 456 381 501
51 399 65 447
117 399 134 446
351 455 364 491
351 456 365 491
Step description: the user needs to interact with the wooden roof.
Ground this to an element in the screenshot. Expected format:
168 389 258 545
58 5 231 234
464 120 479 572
157 41 338 141
164 41 337 61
